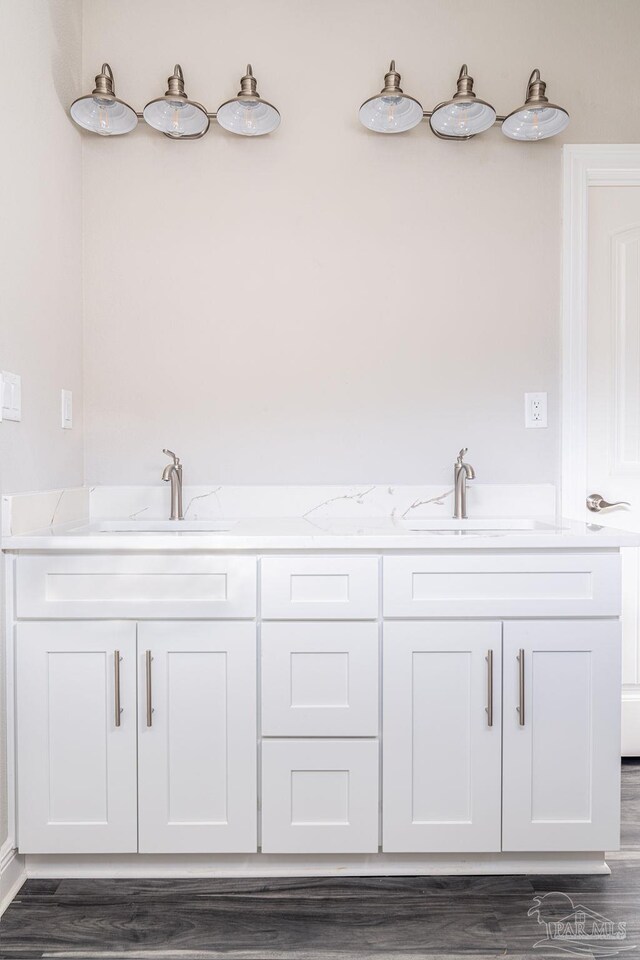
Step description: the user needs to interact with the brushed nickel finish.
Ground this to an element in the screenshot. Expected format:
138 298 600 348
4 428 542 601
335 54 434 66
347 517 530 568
146 650 153 728
216 64 280 124
486 649 493 727
586 493 631 513
453 447 475 519
143 64 211 140
362 62 567 139
69 63 137 128
501 68 569 131
162 449 183 521
359 60 424 121
517 649 525 726
114 650 122 728
429 64 496 141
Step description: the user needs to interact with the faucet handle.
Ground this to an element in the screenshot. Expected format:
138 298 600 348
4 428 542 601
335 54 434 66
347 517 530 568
457 447 468 463
163 448 180 465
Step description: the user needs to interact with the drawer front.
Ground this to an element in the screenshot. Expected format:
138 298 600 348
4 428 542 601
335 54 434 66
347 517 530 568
383 553 621 618
261 739 379 853
16 555 257 619
261 557 378 619
262 622 378 736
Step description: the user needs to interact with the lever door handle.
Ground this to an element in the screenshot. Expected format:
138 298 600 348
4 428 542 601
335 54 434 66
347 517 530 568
586 493 631 513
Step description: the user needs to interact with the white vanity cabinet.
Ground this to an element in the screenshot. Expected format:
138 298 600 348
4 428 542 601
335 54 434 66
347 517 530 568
9 547 624 872
16 621 138 854
502 620 621 852
137 622 257 854
383 621 502 853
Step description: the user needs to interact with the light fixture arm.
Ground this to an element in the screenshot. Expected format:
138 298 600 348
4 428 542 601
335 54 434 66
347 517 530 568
92 63 116 98
165 64 187 99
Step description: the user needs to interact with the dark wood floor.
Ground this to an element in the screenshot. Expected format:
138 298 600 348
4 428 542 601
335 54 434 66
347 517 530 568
2 761 639 959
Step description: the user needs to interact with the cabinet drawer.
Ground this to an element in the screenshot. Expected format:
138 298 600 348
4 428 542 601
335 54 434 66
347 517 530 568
262 622 378 736
261 739 379 853
16 554 257 619
383 553 621 618
261 557 378 619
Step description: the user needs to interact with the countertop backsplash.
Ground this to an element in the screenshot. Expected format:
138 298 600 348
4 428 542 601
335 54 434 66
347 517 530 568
2 484 556 536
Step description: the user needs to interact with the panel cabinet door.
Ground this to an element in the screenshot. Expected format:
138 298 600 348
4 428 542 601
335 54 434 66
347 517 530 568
16 621 137 854
503 620 621 852
383 621 502 853
137 621 257 853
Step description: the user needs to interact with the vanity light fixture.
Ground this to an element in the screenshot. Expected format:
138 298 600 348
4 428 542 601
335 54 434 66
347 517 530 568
143 65 210 139
358 61 569 141
216 64 280 136
70 62 281 139
501 69 570 141
69 63 138 136
358 61 424 133
429 65 496 140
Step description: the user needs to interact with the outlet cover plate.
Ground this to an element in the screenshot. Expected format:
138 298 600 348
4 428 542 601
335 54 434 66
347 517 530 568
525 391 548 429
61 389 72 429
1 371 21 421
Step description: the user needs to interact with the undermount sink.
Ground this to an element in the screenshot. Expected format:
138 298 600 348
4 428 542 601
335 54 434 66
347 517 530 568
94 520 237 533
400 518 555 532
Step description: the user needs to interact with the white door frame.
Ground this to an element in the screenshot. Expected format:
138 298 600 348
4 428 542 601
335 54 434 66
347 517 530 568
561 144 640 755
561 144 640 519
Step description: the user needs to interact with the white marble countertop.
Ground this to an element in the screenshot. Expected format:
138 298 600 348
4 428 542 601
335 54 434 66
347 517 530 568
2 516 639 551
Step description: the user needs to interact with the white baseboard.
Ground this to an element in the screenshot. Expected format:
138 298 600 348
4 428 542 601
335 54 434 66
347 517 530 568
0 841 26 916
622 686 640 756
25 851 610 878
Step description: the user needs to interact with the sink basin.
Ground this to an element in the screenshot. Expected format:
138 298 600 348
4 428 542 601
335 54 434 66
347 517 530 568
94 520 237 533
401 518 555 532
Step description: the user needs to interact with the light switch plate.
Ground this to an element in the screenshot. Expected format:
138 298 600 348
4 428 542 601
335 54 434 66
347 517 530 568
525 391 547 429
1 371 21 421
61 389 73 429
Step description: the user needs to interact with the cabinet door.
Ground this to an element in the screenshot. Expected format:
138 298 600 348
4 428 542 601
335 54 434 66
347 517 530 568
383 621 502 853
503 620 621 852
137 621 257 853
17 621 137 854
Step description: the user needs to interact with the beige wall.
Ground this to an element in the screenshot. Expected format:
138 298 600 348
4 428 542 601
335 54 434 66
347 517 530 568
82 0 640 487
0 0 83 847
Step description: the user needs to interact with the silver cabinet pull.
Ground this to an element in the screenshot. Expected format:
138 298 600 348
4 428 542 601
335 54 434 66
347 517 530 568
145 650 153 727
586 493 630 513
517 648 525 726
114 651 122 727
485 649 493 727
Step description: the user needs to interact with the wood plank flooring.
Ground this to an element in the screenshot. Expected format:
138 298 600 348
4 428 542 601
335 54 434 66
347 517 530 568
2 760 639 959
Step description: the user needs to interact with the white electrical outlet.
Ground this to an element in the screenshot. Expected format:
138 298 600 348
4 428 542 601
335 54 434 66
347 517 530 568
525 392 547 429
1 371 21 421
61 389 73 429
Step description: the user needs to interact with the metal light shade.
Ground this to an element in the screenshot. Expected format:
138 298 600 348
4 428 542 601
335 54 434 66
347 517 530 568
216 65 280 136
501 69 569 141
358 61 423 133
143 65 210 139
70 64 138 135
429 65 496 140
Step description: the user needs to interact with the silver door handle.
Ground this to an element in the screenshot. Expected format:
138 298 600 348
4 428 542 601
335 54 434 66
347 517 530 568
485 649 493 727
517 649 525 726
145 650 153 727
586 493 630 513
114 651 123 727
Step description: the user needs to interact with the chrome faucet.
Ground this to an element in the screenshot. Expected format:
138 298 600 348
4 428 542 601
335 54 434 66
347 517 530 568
453 447 475 519
162 449 183 520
